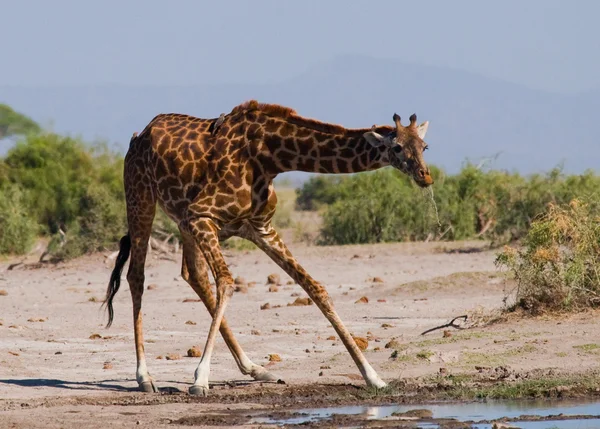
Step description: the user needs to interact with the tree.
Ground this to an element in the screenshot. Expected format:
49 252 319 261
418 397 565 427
0 104 41 139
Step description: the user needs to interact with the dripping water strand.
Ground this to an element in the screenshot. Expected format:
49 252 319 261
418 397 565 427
424 186 442 231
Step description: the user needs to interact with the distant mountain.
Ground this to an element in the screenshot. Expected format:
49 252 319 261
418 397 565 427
1 55 598 183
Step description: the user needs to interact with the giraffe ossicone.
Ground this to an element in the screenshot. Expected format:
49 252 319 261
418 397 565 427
104 100 433 394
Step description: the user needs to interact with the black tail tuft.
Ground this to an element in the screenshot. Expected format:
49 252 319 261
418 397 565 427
103 234 131 328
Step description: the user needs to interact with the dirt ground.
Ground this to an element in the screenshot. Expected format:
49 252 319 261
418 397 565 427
2 239 600 428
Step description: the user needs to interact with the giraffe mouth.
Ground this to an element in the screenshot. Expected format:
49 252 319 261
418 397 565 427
415 174 434 188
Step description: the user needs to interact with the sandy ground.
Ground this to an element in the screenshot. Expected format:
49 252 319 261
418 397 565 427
1 239 600 427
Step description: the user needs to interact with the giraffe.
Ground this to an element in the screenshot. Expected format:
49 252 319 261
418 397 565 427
104 100 433 395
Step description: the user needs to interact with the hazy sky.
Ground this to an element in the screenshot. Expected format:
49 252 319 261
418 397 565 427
1 0 599 94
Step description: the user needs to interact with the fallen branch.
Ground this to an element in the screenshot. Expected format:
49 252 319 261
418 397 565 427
420 315 468 336
7 261 24 271
149 237 172 254
437 225 453 241
477 217 495 237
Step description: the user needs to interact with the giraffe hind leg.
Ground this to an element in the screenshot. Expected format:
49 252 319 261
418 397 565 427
124 184 158 393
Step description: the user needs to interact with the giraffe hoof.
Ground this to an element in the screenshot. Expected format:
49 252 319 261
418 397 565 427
189 385 209 396
251 369 282 383
139 381 159 393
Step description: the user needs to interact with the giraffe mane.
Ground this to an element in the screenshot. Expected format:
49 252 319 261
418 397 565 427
230 100 393 136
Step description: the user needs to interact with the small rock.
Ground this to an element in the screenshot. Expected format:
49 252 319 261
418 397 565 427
234 276 246 285
318 371 324 376
247 281 257 288
88 297 99 302
103 362 113 370
305 349 311 353
183 298 201 303
8 351 20 356
165 353 181 361
268 285 279 293
187 347 202 358
385 339 401 349
55 351 62 355
286 280 294 285
326 335 336 341
0 290 8 296
443 330 452 338
353 336 368 351
381 323 394 328
185 320 197 325
439 368 448 375
27 318 47 323
377 299 387 303
351 254 361 259
372 277 384 283
147 284 158 290
251 329 261 335
268 353 281 362
89 334 103 340
260 303 271 310
156 355 164 360
288 297 313 306
355 296 369 304
290 292 301 297
320 365 331 369
267 273 281 285
235 284 248 293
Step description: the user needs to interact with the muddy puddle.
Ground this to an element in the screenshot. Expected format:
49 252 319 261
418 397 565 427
250 399 600 428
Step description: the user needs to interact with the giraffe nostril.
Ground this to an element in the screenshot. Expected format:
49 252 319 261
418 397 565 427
417 169 425 178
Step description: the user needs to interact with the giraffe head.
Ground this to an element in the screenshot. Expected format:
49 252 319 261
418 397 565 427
363 113 433 187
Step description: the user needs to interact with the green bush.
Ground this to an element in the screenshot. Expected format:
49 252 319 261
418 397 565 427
1 133 125 233
0 132 127 260
314 164 600 246
48 183 126 261
295 175 347 211
496 199 600 313
319 169 437 244
0 184 38 254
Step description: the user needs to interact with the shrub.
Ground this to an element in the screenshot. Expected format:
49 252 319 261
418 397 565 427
295 175 347 211
319 169 438 244
496 199 600 313
2 133 121 233
0 184 38 254
48 183 126 261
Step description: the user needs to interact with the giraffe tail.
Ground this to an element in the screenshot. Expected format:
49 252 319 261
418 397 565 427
103 233 131 328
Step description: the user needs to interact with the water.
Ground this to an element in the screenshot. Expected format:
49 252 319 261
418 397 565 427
252 399 600 428
424 186 442 231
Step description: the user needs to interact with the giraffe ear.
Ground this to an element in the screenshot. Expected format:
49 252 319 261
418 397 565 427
416 121 429 139
363 131 389 147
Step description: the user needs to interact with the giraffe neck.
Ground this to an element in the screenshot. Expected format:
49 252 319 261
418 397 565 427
264 127 392 174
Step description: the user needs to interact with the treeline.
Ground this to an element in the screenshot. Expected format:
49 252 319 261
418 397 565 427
296 165 600 245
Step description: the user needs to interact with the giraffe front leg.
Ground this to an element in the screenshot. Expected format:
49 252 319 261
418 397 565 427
180 234 281 383
245 224 387 389
187 218 236 396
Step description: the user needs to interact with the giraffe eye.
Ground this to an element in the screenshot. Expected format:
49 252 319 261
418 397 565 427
392 145 403 154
